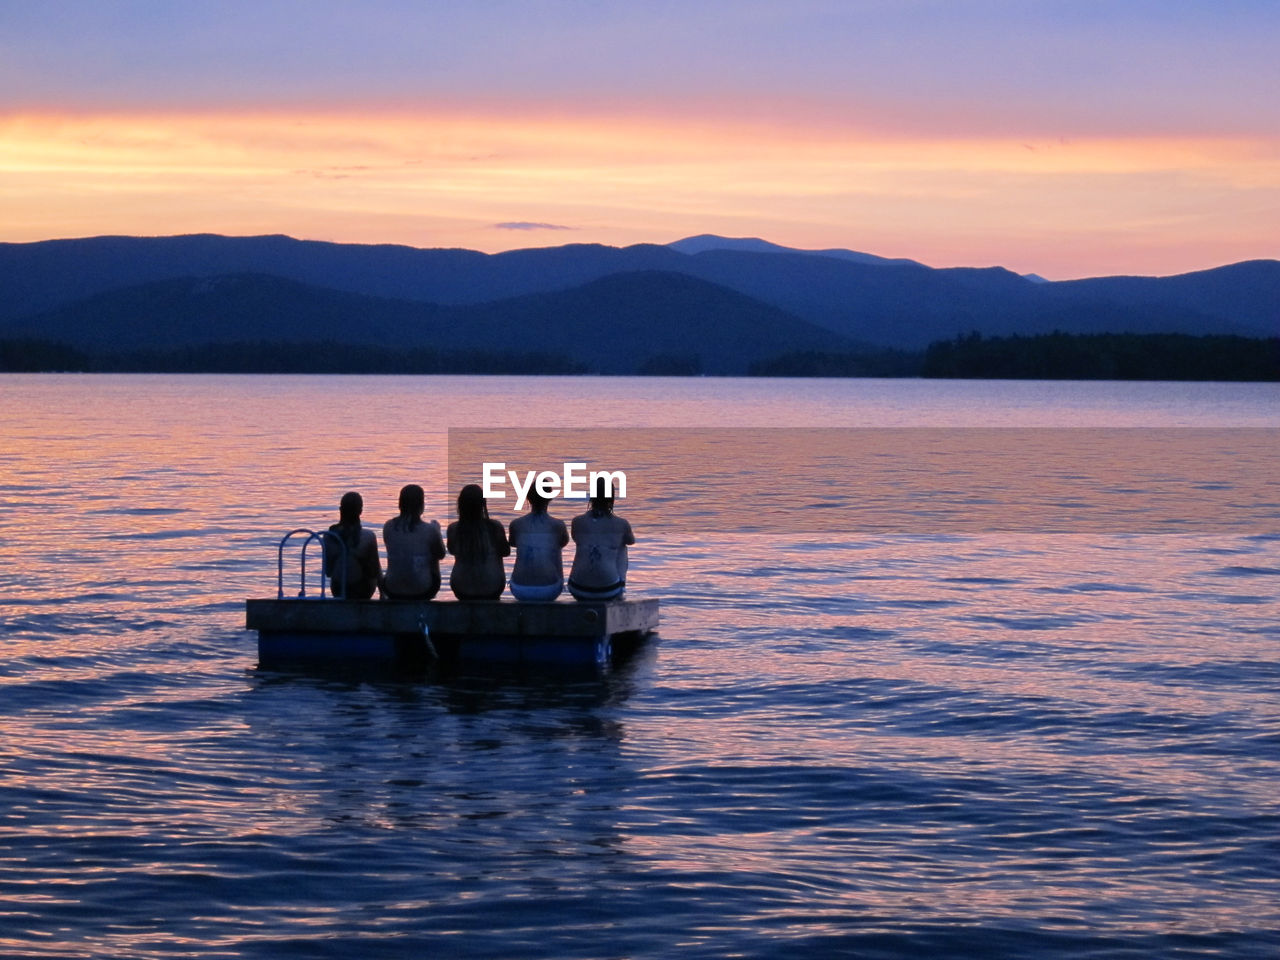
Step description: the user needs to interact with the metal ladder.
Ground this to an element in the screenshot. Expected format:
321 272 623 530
276 528 348 600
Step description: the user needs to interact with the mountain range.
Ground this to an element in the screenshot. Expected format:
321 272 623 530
0 233 1275 373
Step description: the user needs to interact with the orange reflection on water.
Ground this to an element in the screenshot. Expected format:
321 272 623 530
450 428 1280 535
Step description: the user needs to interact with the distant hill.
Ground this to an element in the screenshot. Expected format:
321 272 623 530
5 273 443 351
0 234 688 316
1047 261 1280 333
666 234 923 267
0 233 1275 352
450 270 857 373
3 270 856 374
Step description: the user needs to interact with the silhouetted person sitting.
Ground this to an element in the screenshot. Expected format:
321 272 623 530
381 483 445 600
568 481 635 601
447 483 511 601
324 490 381 600
508 489 569 601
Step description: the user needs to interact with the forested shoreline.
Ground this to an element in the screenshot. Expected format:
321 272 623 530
920 332 1279 381
2 331 1276 380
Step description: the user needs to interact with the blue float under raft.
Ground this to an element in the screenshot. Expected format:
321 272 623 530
246 597 659 668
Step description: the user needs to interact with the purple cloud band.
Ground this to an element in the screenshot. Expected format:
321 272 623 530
493 222 574 231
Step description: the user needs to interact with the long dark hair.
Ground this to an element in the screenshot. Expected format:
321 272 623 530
453 483 497 559
335 490 363 549
391 483 425 532
589 477 614 519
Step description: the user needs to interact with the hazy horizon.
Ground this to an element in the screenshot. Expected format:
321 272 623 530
3 229 1273 283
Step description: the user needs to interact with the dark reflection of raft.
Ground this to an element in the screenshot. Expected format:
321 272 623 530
246 597 659 668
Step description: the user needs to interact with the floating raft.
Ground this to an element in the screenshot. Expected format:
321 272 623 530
246 597 659 668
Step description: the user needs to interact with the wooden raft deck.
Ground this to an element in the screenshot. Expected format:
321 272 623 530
246 597 659 667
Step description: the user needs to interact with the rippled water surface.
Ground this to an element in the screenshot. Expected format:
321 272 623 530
1 375 1278 959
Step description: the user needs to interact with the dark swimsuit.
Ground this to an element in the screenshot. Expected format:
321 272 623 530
567 577 625 600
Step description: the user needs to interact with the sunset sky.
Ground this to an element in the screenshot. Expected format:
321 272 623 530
1 1 1276 279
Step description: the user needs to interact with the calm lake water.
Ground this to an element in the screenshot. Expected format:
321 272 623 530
1 374 1278 959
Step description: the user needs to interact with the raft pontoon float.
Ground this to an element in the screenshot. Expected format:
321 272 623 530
245 528 658 668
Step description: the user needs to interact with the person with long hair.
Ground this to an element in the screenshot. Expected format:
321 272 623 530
568 479 635 601
446 483 510 601
508 489 569 601
381 483 446 600
324 490 381 600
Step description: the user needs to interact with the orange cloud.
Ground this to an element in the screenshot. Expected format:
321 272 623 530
1 107 1275 278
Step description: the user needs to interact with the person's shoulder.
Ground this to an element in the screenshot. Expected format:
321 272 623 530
552 515 569 543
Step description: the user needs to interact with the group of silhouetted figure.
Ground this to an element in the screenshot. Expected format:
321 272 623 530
322 482 634 603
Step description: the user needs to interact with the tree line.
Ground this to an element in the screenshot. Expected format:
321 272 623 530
921 332 1279 381
2 332 1276 379
0 339 588 375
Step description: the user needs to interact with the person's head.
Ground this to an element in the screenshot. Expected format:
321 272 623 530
589 477 614 517
527 489 550 513
398 484 425 520
457 483 488 523
338 490 363 524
